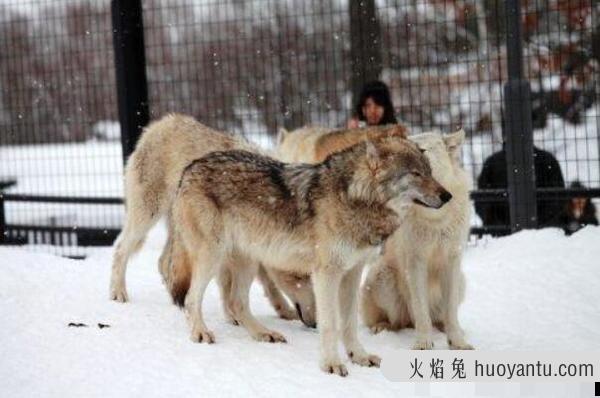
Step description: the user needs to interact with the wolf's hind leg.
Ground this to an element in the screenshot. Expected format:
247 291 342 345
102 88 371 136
228 260 286 343
185 245 220 344
361 268 394 334
361 295 389 334
257 265 297 321
110 214 156 302
185 234 223 344
218 266 238 325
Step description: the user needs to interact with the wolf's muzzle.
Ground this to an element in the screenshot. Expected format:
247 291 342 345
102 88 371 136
440 189 453 204
296 303 317 328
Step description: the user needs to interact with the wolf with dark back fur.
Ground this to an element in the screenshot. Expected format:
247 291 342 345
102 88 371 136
171 137 451 376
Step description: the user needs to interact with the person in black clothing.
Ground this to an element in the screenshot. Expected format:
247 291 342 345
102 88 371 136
347 80 398 128
559 181 599 235
475 146 566 229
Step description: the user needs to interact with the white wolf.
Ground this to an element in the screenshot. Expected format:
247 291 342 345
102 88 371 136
361 130 474 350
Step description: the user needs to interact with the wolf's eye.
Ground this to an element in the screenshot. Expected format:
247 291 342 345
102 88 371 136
412 171 423 178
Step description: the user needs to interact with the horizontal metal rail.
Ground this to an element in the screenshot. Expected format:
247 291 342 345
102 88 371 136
1 194 123 205
471 188 600 202
1 189 598 247
3 224 120 247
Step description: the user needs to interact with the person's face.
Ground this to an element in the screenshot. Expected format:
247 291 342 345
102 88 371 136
362 97 385 126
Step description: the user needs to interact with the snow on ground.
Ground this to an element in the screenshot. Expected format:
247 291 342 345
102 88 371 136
1 225 599 397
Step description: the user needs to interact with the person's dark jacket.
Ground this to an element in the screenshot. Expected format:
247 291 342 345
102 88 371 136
475 146 566 228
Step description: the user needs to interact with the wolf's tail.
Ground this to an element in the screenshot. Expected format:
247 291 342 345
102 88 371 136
158 228 192 307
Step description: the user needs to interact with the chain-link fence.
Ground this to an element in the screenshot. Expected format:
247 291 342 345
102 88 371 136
1 0 598 256
0 1 122 257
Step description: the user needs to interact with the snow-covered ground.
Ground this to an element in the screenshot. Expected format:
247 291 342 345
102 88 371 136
0 224 599 397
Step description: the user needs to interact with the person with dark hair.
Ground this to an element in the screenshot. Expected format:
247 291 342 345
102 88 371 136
559 181 598 235
347 80 398 128
475 145 566 230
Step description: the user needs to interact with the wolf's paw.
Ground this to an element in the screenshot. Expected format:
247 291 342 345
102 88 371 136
448 338 474 350
412 339 434 350
224 313 239 326
369 322 392 334
321 361 349 377
253 330 287 343
433 321 445 333
190 327 215 344
109 285 129 303
348 351 381 368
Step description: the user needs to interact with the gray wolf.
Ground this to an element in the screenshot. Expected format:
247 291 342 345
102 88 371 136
272 123 410 327
361 130 474 350
109 114 313 335
161 124 408 333
170 137 451 376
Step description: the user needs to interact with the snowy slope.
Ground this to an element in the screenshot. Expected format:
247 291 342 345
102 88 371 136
1 225 599 397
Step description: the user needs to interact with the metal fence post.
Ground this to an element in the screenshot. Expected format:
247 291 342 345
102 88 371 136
0 195 5 244
349 0 382 109
111 0 149 164
503 0 537 231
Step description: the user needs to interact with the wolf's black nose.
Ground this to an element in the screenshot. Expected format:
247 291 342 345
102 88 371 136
440 190 453 203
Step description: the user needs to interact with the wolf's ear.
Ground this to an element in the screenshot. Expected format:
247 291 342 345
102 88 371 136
276 128 290 146
385 124 408 139
444 129 465 159
365 140 381 172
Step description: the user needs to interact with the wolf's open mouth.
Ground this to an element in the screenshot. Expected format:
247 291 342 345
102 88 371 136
412 198 430 207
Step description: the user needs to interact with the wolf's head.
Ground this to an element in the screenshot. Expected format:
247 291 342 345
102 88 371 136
408 129 466 187
405 130 471 223
269 269 316 328
348 137 452 210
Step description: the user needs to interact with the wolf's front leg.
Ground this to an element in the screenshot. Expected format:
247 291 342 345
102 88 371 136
340 264 380 367
441 255 473 350
407 256 434 349
312 267 347 376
